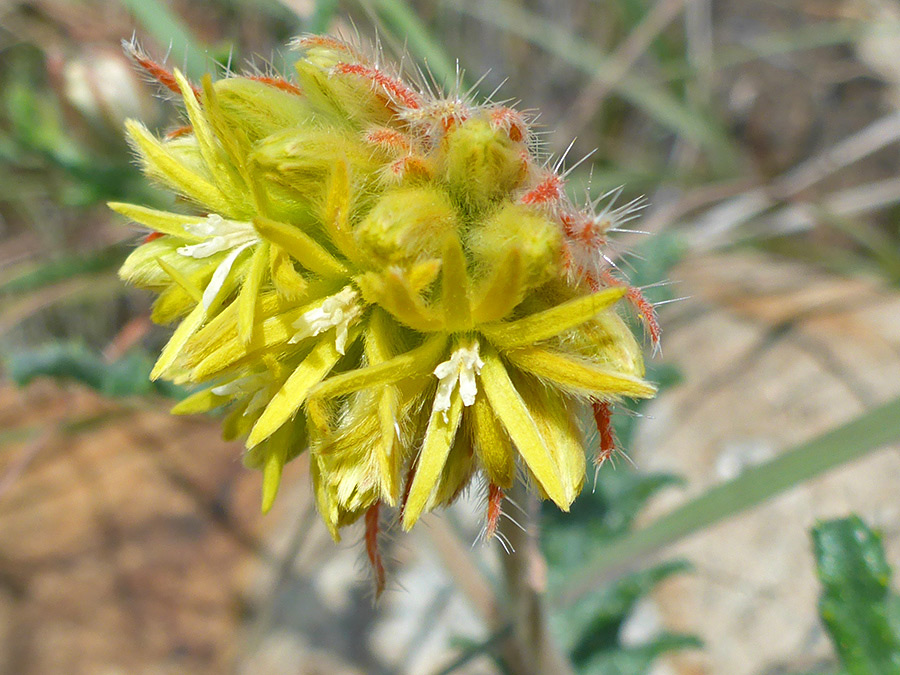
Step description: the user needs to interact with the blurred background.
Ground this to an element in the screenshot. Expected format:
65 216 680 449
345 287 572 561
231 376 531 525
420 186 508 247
2 1 900 673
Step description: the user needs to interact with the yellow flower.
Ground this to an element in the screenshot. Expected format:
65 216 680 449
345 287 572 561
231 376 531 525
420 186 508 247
113 34 659 593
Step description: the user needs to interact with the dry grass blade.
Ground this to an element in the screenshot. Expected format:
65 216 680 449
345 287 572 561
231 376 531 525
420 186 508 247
560 0 695 142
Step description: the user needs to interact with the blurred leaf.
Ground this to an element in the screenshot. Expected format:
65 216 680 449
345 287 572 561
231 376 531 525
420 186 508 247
577 633 701 675
562 395 900 606
0 246 127 295
658 20 900 85
310 0 340 33
437 625 513 675
544 469 683 567
553 560 690 656
6 342 184 399
813 516 900 675
1 51 147 206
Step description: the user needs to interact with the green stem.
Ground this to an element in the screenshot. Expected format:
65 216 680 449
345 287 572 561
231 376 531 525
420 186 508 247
560 394 900 606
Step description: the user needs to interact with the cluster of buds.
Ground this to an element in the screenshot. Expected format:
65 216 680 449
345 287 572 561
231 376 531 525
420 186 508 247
114 34 659 593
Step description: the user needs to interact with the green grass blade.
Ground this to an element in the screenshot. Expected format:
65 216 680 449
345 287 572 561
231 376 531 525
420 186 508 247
658 20 900 84
365 0 458 89
310 0 340 33
560 395 900 605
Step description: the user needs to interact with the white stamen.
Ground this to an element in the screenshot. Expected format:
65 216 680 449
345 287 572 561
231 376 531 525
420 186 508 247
177 214 259 258
201 241 254 309
176 214 260 310
291 286 361 354
211 372 271 416
432 342 484 422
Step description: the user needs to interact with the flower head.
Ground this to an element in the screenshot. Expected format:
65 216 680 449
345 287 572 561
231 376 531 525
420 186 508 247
114 34 659 592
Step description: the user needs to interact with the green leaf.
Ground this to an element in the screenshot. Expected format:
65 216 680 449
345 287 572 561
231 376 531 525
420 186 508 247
0 245 126 295
6 342 184 399
577 633 702 675
310 0 340 33
551 560 690 656
813 516 900 675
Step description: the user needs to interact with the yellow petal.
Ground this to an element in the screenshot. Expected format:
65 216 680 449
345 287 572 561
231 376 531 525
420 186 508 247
150 302 206 381
407 258 443 294
254 215 347 278
247 327 359 448
190 302 320 379
238 243 269 344
108 202 207 240
516 377 584 505
174 70 245 211
478 347 568 508
269 243 308 299
261 423 292 513
322 158 361 265
505 347 657 399
355 269 442 332
377 388 402 504
170 388 229 415
426 424 475 511
480 287 627 349
310 454 341 541
363 309 403 504
224 400 254 441
125 120 232 214
440 235 472 331
155 256 203 304
310 333 447 400
471 248 525 324
402 389 465 530
470 390 515 489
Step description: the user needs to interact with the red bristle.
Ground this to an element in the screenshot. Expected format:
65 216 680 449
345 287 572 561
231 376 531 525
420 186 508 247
520 173 563 206
597 269 661 349
365 502 386 598
489 107 526 142
247 75 303 96
592 401 616 467
143 231 164 244
485 483 504 541
132 54 200 98
165 124 193 139
333 62 422 110
295 34 361 59
365 127 412 153
560 212 579 238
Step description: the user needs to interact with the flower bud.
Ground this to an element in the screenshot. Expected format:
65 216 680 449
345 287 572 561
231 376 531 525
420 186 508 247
354 186 458 266
468 202 562 288
250 126 381 221
293 40 397 127
443 116 526 212
213 77 313 141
